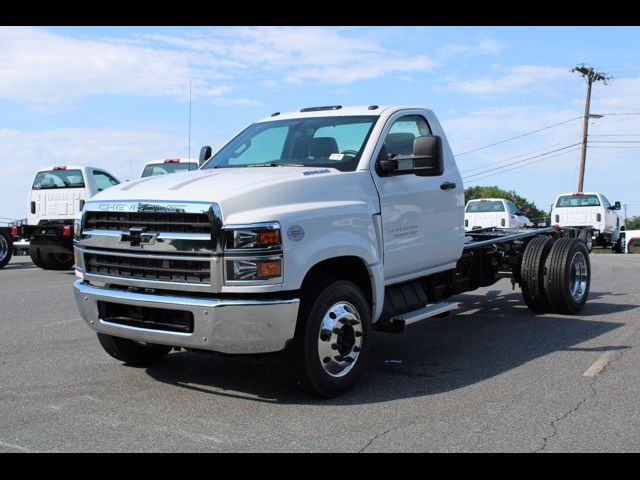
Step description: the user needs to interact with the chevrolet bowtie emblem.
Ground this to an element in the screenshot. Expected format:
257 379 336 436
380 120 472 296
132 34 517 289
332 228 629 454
120 227 157 247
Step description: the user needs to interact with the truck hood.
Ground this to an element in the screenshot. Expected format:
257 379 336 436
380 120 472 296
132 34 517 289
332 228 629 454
89 167 378 224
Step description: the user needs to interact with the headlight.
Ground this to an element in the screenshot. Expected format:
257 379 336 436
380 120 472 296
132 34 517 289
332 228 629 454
223 222 283 285
225 257 282 283
224 223 281 250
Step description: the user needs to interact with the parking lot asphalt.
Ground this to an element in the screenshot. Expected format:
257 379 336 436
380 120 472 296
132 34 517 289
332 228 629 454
0 254 638 452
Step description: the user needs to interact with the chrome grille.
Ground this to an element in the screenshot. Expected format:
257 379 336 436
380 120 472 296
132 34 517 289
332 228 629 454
85 252 210 284
84 211 211 234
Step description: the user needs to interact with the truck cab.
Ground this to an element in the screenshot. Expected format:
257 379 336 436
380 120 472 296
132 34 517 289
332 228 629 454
139 158 199 178
551 192 622 248
25 165 120 269
464 198 532 231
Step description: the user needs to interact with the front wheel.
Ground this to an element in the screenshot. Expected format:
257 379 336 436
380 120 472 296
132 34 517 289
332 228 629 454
96 333 172 366
290 280 371 398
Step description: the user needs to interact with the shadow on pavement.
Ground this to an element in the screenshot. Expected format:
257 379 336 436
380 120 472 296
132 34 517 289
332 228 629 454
146 290 628 405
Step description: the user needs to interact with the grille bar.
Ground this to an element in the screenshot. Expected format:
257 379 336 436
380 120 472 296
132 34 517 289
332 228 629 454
85 252 211 284
84 211 211 234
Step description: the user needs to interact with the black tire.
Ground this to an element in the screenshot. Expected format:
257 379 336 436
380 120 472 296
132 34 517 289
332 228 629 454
290 280 371 398
96 333 172 366
544 238 591 315
520 236 554 313
0 231 13 269
29 245 74 270
29 245 46 268
578 228 593 253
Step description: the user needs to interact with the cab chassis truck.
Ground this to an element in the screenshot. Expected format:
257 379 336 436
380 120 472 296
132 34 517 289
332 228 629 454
72 105 591 397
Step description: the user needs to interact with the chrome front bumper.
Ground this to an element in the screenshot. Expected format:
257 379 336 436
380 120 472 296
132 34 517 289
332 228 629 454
73 280 300 354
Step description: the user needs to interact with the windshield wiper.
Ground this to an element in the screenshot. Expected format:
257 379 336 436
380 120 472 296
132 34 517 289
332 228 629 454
247 162 305 168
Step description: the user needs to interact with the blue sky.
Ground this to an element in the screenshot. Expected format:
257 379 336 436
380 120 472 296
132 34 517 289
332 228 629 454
2 26 640 222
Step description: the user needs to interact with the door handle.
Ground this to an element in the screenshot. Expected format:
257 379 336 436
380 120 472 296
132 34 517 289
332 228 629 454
440 182 456 190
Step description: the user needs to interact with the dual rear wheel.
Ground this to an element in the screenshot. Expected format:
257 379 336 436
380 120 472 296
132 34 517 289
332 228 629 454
520 237 590 315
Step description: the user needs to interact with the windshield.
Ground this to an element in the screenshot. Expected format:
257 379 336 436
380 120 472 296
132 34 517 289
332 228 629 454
556 195 600 207
201 116 378 172
466 201 505 213
141 162 199 178
32 169 85 189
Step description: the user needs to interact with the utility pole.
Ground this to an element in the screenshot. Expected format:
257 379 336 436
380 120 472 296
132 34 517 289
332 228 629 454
624 204 628 227
188 79 192 170
572 65 610 192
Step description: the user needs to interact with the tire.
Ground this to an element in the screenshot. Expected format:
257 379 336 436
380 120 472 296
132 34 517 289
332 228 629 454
29 245 74 270
520 236 554 313
0 231 13 269
544 238 591 315
29 245 46 268
578 229 593 253
290 280 371 398
96 333 172 366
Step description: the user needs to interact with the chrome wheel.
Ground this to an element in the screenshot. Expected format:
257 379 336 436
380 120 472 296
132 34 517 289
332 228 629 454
317 301 363 378
0 235 8 262
569 251 588 302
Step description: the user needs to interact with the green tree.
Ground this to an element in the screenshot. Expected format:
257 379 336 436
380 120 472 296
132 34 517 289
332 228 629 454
626 215 640 230
464 185 549 225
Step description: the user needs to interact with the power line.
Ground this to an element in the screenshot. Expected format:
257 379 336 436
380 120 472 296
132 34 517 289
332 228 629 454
459 139 580 175
464 147 582 183
454 116 582 157
462 143 581 180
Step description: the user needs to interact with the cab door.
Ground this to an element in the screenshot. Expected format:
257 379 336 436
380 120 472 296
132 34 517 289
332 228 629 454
371 112 462 281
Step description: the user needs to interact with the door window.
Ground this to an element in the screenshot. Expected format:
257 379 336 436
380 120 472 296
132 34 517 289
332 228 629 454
383 115 432 171
93 170 120 191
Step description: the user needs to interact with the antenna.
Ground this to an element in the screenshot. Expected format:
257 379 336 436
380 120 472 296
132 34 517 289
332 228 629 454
188 79 192 171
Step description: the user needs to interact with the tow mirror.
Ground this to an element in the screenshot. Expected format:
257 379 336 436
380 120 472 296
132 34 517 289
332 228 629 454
199 145 212 166
413 136 443 177
613 201 621 210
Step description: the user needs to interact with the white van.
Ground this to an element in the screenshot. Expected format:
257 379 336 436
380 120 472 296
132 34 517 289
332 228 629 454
551 192 622 249
139 158 199 178
22 166 120 269
464 198 533 231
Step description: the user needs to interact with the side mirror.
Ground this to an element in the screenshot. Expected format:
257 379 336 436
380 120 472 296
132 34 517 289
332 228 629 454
199 145 212 166
613 201 621 210
413 136 443 177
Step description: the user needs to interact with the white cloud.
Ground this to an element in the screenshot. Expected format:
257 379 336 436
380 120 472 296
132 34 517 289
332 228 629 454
444 65 570 95
439 37 503 58
0 27 436 110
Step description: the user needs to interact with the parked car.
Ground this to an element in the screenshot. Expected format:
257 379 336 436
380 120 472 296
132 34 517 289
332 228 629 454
464 198 533 231
139 158 198 178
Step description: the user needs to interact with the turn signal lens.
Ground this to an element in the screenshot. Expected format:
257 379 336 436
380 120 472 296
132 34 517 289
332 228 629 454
258 260 281 277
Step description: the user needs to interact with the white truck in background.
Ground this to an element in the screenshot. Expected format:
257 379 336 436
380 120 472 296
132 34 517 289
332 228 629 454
464 198 533 231
16 166 120 270
72 105 592 397
139 158 199 178
621 229 640 253
551 192 622 252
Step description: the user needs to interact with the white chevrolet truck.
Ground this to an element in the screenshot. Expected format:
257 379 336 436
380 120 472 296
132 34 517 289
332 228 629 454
73 105 592 397
551 192 622 252
19 166 120 270
465 198 533 230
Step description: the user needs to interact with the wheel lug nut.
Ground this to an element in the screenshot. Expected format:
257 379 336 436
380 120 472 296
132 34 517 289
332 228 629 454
331 343 339 350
